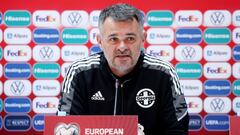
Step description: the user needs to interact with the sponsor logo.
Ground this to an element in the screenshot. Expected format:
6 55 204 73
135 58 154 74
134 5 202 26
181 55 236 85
89 10 101 27
61 10 88 27
4 63 31 79
233 45 240 61
204 115 229 131
147 10 173 26
175 10 202 27
0 81 2 95
33 28 59 44
204 10 231 26
233 97 240 113
204 80 231 96
232 63 240 78
4 97 31 113
185 97 203 113
89 28 99 44
0 99 2 112
4 115 31 131
4 45 31 62
90 45 101 55
233 10 240 26
147 28 174 44
233 80 240 96
232 28 240 44
61 63 71 78
204 97 231 113
175 28 202 44
4 28 31 44
189 115 202 131
33 63 60 79
0 64 2 77
136 88 155 108
175 45 202 61
33 10 60 27
91 91 105 101
4 10 31 26
33 45 60 62
62 28 88 44
204 28 231 44
61 45 89 62
204 62 231 79
0 12 2 24
33 80 60 96
0 116 2 129
204 45 231 61
33 115 44 131
0 29 2 43
180 80 202 96
4 80 31 96
176 63 202 79
54 123 80 135
146 45 174 61
33 97 59 113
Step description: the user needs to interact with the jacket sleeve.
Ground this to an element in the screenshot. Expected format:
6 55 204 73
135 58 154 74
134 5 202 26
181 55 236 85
57 65 88 115
161 71 189 135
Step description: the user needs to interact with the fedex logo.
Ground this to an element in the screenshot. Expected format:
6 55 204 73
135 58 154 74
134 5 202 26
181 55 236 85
36 15 56 22
7 50 27 56
146 45 174 61
33 10 60 27
178 15 198 22
206 67 227 74
233 28 240 44
33 97 58 113
204 63 231 79
36 102 56 108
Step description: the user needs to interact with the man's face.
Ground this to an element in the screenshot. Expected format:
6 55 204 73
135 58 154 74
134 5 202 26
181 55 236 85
97 17 145 77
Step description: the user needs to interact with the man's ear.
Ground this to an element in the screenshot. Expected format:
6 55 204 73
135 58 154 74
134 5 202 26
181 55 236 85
97 34 103 49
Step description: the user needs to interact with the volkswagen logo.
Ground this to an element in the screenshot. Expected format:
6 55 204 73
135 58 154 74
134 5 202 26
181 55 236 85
39 46 54 60
210 11 225 25
10 81 25 95
68 12 82 26
181 46 196 60
210 98 225 112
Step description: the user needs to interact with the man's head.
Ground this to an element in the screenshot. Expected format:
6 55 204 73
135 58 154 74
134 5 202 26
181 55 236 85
97 3 146 77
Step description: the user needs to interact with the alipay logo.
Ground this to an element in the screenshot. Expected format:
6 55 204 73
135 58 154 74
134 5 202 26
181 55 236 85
33 115 44 131
176 63 202 79
4 28 31 44
233 80 240 96
4 97 31 113
204 115 229 131
33 63 60 79
62 28 88 44
61 10 88 27
175 28 202 44
180 80 202 96
204 28 231 44
204 80 231 96
4 115 31 131
33 80 60 96
147 28 174 44
61 45 89 62
204 45 231 61
4 63 31 79
233 45 240 61
4 10 31 26
33 28 59 44
189 115 202 131
147 10 173 26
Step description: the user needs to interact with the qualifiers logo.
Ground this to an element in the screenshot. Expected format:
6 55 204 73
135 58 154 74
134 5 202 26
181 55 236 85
33 45 60 62
204 45 231 61
4 10 31 26
204 28 231 44
4 97 31 113
33 115 44 131
204 10 231 27
189 115 202 131
4 115 31 131
4 80 31 96
4 28 31 44
61 10 88 27
204 80 231 96
33 28 59 44
146 45 174 61
233 10 240 26
204 115 229 131
175 45 202 61
61 45 89 62
175 10 202 27
33 10 60 27
89 10 101 27
204 62 231 79
4 63 31 79
204 97 231 113
136 88 155 108
54 123 80 135
33 80 60 96
175 28 202 44
147 28 174 44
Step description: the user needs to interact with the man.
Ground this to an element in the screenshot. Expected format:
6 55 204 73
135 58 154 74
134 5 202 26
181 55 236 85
58 3 189 135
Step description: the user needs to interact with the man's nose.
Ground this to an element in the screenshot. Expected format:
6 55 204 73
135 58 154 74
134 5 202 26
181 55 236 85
118 41 128 52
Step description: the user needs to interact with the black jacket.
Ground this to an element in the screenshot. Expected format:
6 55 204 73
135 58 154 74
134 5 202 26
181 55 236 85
58 52 189 135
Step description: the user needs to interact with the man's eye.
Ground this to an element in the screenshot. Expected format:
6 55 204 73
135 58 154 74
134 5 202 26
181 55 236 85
126 37 135 42
109 37 118 42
